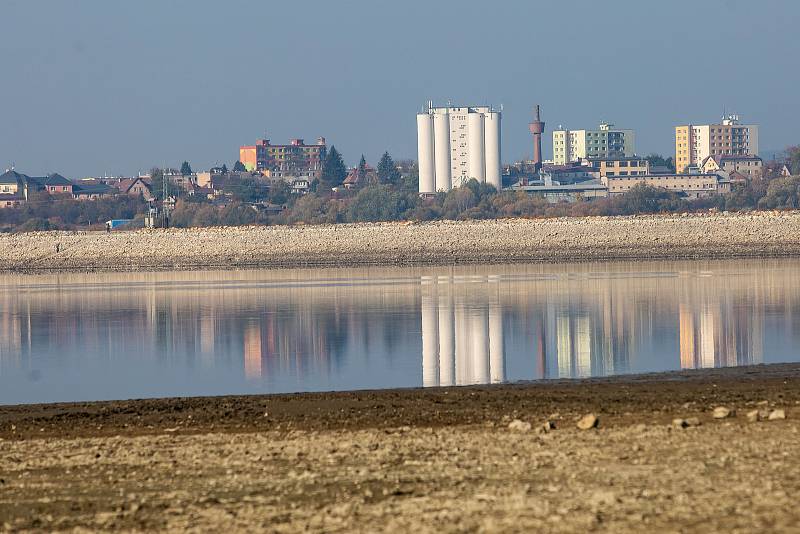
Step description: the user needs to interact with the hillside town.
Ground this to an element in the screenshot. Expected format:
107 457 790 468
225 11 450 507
0 106 798 232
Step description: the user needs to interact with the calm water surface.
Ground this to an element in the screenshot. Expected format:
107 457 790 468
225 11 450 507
1 259 799 405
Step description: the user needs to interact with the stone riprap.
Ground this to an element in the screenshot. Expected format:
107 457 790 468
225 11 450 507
1 211 800 272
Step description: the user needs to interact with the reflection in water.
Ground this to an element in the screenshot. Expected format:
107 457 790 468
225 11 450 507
0 260 798 404
422 276 505 387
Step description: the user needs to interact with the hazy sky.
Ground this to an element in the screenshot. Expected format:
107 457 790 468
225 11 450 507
1 0 797 178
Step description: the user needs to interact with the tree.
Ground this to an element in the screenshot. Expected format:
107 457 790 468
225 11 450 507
346 185 405 222
758 176 800 209
233 161 246 173
319 145 347 192
356 154 367 185
646 154 676 173
401 162 418 192
180 161 193 175
787 146 800 175
268 180 292 205
221 163 229 174
442 186 477 219
377 151 401 186
614 183 681 214
228 177 267 203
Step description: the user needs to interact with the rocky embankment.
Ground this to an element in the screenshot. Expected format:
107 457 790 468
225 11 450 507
1 211 800 272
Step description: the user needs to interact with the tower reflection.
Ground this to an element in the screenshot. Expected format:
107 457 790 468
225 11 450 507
422 276 506 387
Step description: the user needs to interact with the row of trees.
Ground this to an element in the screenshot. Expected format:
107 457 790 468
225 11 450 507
3 146 799 232
163 174 800 229
0 193 147 232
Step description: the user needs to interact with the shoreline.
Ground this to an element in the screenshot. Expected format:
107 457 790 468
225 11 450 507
1 362 798 438
1 211 799 274
2 363 800 531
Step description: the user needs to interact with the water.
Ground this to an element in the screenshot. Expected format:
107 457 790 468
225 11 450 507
1 259 799 405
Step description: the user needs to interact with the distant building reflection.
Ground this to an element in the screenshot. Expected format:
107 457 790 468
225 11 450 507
0 263 795 398
422 276 505 387
679 299 764 369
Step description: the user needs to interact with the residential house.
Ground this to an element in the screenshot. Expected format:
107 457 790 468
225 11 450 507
0 170 28 207
701 154 762 179
116 177 154 200
73 180 116 200
342 164 378 189
37 173 74 195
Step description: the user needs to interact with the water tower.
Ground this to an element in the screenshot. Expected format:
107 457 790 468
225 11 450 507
528 105 545 172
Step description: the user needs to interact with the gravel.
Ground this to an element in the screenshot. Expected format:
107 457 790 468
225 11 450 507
2 211 800 273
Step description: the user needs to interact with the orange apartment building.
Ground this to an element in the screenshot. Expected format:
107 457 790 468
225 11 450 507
239 137 327 180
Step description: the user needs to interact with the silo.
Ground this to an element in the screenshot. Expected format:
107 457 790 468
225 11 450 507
417 112 435 194
433 111 452 192
484 111 502 191
471 306 490 384
467 112 486 183
421 284 439 387
438 286 455 386
489 297 505 383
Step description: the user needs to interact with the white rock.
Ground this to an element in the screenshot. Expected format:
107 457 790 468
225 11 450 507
685 417 701 427
508 419 532 432
577 414 599 430
768 409 786 421
712 407 734 419
672 418 688 429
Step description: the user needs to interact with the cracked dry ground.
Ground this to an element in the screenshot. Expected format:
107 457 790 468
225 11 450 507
2 364 800 532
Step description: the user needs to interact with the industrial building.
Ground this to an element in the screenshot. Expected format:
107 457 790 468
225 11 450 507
603 172 731 198
675 115 758 173
417 103 502 194
552 123 635 165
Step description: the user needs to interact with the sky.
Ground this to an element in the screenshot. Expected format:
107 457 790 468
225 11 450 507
1 0 798 178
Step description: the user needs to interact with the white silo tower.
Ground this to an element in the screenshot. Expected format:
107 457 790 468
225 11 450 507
417 111 435 194
433 111 452 192
467 112 486 183
484 111 502 190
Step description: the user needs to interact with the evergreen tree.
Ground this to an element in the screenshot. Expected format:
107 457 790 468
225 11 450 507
377 151 401 186
221 163 229 173
320 145 347 191
358 155 367 177
233 161 246 172
180 161 193 175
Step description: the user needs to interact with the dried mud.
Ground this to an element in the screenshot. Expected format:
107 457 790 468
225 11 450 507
2 364 800 532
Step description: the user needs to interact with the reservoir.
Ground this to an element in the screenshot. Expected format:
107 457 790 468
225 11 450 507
1 259 799 405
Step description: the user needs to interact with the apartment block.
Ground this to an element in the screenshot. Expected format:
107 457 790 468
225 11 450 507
552 123 635 165
675 115 758 173
239 137 327 179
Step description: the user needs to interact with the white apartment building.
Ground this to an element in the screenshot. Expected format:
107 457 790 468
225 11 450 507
417 104 501 194
552 123 635 165
675 115 758 173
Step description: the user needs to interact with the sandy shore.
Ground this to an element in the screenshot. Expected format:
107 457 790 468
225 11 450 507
2 364 800 532
2 211 800 272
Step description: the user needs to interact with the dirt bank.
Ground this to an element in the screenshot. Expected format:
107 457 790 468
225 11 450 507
2 364 800 531
2 211 800 273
